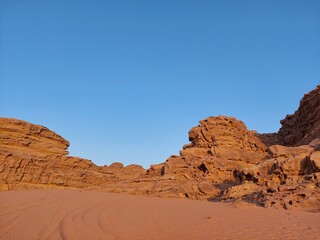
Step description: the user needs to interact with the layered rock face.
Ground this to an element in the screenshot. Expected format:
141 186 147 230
0 118 146 191
0 118 70 156
185 117 269 164
277 85 320 146
0 85 319 211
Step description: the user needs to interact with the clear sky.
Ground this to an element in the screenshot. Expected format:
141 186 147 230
1 0 319 168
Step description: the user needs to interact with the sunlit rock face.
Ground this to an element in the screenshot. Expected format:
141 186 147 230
0 118 146 191
150 116 271 199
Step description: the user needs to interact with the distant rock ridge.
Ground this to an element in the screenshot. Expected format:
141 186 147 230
0 85 319 211
278 85 320 146
260 85 320 147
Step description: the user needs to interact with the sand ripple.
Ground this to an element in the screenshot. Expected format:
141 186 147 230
0 190 319 240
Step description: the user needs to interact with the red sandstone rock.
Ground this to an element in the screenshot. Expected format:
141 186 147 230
186 116 269 164
0 118 70 156
278 85 320 146
0 118 147 191
229 143 320 210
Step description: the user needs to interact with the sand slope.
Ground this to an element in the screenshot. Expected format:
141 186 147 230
0 190 319 240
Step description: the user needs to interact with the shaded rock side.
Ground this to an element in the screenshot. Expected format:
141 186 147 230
223 86 320 211
225 145 320 210
278 85 320 146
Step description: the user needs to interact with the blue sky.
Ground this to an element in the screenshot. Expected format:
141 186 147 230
1 0 319 168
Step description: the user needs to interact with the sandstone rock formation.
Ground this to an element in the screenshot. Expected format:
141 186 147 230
0 118 70 156
225 145 320 210
0 85 319 211
263 85 320 147
147 116 271 199
222 85 320 210
0 118 147 191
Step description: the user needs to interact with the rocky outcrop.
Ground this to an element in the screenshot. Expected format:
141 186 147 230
0 118 70 156
220 85 320 210
278 85 320 146
0 116 271 200
146 116 271 199
225 145 320 210
185 117 269 164
0 118 147 191
1 85 320 211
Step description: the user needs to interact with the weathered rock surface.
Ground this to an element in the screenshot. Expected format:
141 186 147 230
1 85 319 211
0 118 147 191
222 86 320 211
0 116 271 200
185 116 269 164
0 118 70 156
230 145 320 210
278 85 320 146
148 116 271 199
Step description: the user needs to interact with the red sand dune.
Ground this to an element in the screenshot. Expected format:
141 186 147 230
0 190 319 240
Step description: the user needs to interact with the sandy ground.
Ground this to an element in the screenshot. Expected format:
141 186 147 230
0 190 319 240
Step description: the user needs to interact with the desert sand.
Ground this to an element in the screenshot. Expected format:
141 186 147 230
0 190 319 240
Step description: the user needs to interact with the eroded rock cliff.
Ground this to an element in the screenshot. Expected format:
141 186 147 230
223 86 320 210
261 85 320 147
0 118 146 191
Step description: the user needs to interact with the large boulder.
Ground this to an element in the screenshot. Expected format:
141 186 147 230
186 116 269 164
152 116 271 199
